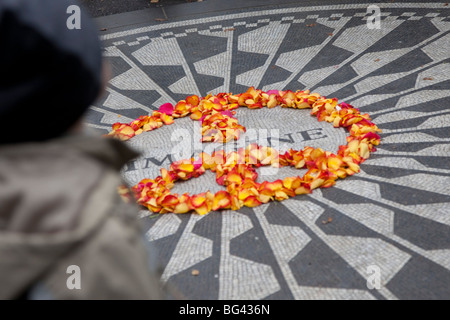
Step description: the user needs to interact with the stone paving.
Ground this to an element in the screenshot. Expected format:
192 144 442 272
84 0 450 299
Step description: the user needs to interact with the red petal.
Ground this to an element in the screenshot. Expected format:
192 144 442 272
159 103 174 115
221 110 234 118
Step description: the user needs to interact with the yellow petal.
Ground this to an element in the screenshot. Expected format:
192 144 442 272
310 178 325 190
195 204 210 215
243 196 262 207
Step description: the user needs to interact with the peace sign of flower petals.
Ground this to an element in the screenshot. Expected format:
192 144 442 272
109 87 382 215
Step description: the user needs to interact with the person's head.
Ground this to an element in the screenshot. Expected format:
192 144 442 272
0 0 104 144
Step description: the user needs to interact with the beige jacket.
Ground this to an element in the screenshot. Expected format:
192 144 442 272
0 133 164 299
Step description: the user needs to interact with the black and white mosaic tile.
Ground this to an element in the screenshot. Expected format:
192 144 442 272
85 2 450 299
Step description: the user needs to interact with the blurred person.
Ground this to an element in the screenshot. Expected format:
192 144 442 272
0 0 164 299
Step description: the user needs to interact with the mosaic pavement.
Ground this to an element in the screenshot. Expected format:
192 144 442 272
85 1 450 300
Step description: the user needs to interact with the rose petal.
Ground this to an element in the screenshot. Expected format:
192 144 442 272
226 172 242 185
221 110 234 118
160 195 179 207
212 191 231 211
243 195 262 207
160 113 175 125
194 204 210 215
190 194 206 208
159 103 174 115
174 202 190 214
186 95 200 106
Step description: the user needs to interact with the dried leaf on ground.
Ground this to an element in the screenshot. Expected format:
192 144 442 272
322 217 333 224
191 269 200 276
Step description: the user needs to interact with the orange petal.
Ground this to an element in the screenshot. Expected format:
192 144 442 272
160 113 175 125
143 117 163 131
296 101 311 109
266 180 283 192
226 172 242 185
111 124 135 141
259 193 273 204
274 190 289 201
173 202 190 214
238 93 253 106
238 188 255 201
294 185 311 195
212 191 231 211
146 204 162 213
267 95 278 108
230 196 242 210
160 168 174 184
190 110 203 120
359 141 370 159
310 178 325 190
182 163 195 173
194 204 210 215
190 194 206 208
186 95 200 106
347 139 359 153
342 156 360 173
243 195 262 207
327 156 344 171
282 177 296 189
160 195 179 207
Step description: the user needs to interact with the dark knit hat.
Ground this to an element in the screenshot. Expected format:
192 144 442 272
0 0 102 144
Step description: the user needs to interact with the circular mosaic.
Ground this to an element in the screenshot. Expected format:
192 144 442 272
85 2 450 300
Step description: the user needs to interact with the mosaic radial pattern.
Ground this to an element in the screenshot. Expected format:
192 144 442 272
85 2 450 299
